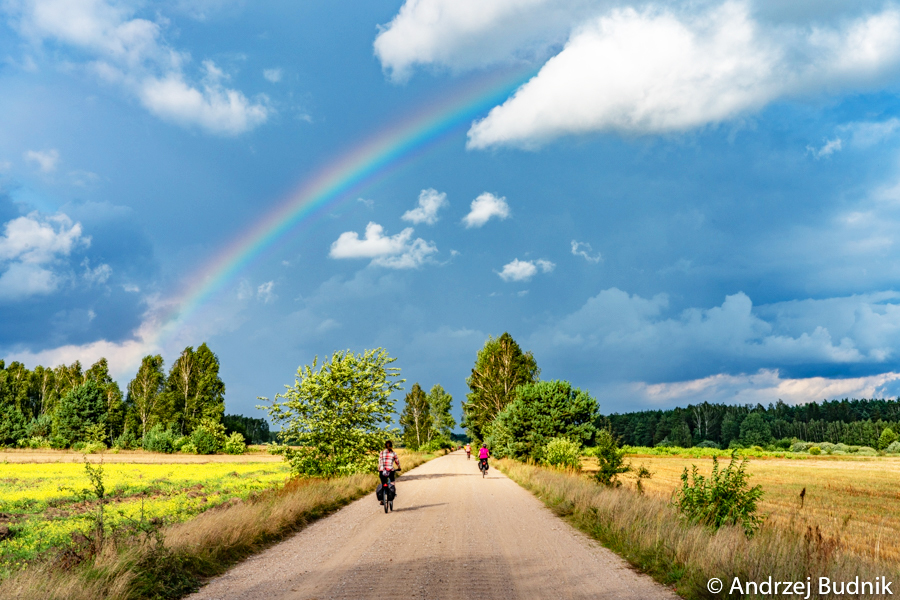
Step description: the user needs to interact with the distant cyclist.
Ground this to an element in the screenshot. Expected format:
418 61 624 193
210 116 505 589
478 443 490 472
464 443 471 460
378 440 401 503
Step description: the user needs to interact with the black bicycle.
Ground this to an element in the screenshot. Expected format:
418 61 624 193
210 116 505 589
378 469 399 513
479 458 488 478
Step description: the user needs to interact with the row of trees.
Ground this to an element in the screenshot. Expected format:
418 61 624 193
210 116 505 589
606 399 900 449
398 383 456 450
0 343 227 449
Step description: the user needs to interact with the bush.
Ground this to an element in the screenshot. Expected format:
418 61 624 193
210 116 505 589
173 436 191 452
885 440 900 454
855 446 877 456
774 438 792 449
673 451 763 536
83 441 106 454
191 418 228 455
419 436 453 453
543 437 582 469
180 442 197 454
878 427 899 450
143 424 176 453
809 446 821 455
224 432 247 455
593 429 630 486
113 430 136 450
696 440 720 449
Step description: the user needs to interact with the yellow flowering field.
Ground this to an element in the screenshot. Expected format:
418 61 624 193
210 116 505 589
0 461 291 576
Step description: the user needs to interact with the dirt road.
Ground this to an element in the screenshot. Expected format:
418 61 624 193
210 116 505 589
188 451 679 600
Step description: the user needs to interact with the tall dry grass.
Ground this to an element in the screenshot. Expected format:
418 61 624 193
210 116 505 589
0 451 434 600
498 459 899 600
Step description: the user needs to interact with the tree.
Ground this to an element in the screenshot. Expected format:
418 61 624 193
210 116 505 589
878 427 898 450
488 380 598 461
165 346 197 434
187 343 226 431
54 380 107 446
463 333 539 441
400 383 432 450
126 355 166 438
739 412 773 447
263 348 403 477
85 358 125 442
428 384 456 441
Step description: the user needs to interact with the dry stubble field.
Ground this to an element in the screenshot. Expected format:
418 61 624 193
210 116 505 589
582 454 900 562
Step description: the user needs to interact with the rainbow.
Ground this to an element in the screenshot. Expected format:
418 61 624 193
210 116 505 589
149 68 532 347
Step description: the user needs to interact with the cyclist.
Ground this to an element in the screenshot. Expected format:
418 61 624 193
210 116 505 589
464 443 471 460
377 440 401 504
478 443 490 472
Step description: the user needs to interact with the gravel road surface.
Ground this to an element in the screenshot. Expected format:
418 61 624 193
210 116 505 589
187 450 680 600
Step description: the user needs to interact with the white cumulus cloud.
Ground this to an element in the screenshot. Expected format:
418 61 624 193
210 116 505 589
5 0 269 135
466 3 900 148
330 222 437 269
24 149 59 172
402 188 448 225
462 192 510 228
374 0 584 81
0 212 89 299
498 257 555 282
807 137 842 158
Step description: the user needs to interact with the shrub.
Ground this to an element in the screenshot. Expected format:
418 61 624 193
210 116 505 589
113 430 136 450
543 437 581 469
593 429 630 486
885 440 900 454
878 427 899 450
191 418 228 455
774 438 792 449
673 451 764 536
419 436 453 453
143 424 175 454
696 440 720 449
83 441 106 454
173 435 191 452
809 446 821 455
223 432 247 455
855 446 877 456
180 442 197 454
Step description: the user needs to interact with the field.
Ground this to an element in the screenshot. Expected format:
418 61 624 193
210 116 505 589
583 452 900 562
0 457 292 576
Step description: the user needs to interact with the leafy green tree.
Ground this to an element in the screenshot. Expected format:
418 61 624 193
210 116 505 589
85 358 125 442
593 429 630 486
463 333 539 441
54 380 107 446
488 380 598 461
878 427 898 450
126 355 166 438
223 414 272 444
427 384 456 441
400 383 432 450
739 412 773 446
720 410 744 447
670 419 693 448
187 343 226 432
263 348 403 477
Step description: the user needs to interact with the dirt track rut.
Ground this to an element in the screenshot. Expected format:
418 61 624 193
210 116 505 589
187 451 680 600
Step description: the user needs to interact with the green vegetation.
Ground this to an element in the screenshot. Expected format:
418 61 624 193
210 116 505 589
542 437 581 469
462 332 539 442
487 379 598 461
262 348 403 477
399 383 456 451
0 343 237 454
606 398 900 449
589 429 631 486
673 452 763 535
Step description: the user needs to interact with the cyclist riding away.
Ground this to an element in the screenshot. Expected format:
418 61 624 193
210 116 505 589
478 444 489 472
465 443 471 460
378 440 401 504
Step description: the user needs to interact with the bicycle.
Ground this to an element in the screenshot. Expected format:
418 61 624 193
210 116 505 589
479 458 488 478
378 469 399 513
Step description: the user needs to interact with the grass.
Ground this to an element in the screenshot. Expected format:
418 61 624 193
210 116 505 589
499 458 900 599
0 449 436 600
584 454 900 562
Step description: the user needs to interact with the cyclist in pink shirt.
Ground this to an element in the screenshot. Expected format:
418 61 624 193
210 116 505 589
478 444 490 472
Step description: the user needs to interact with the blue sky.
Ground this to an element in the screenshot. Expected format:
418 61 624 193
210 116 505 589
4 0 900 422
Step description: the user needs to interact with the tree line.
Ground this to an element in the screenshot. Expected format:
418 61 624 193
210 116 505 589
0 343 269 449
604 398 900 449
